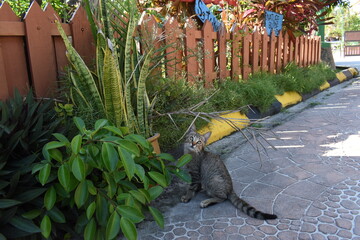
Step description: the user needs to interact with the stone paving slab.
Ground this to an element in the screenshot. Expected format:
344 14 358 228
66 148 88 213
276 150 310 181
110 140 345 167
138 77 360 239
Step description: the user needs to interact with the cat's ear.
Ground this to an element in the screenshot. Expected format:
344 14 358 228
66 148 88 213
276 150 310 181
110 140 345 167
203 132 211 143
190 124 197 133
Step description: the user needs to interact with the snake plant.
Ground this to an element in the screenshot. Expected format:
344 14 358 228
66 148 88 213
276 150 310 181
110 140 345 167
57 0 156 138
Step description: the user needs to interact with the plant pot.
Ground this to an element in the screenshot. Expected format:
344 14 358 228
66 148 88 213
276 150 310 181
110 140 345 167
147 133 161 154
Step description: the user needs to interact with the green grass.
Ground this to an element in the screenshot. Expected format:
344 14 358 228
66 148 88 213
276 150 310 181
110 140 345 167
150 62 336 151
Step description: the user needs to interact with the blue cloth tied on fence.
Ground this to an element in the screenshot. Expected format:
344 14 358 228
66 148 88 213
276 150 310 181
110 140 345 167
265 10 283 36
194 0 222 32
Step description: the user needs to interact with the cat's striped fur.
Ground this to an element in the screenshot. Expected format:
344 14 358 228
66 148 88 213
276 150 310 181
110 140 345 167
181 125 277 220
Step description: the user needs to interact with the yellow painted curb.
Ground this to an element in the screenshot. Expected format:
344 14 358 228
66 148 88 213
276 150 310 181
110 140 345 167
336 72 347 82
275 91 302 108
348 68 359 76
198 112 250 144
319 81 330 91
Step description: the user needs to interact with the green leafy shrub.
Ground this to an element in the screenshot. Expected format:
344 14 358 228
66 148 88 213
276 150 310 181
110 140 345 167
0 90 61 239
33 117 191 239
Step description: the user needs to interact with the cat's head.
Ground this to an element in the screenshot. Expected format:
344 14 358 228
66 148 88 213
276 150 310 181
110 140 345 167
184 125 211 154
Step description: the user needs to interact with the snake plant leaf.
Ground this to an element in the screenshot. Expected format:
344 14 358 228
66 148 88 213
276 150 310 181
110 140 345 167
103 47 125 127
136 48 154 137
55 21 105 115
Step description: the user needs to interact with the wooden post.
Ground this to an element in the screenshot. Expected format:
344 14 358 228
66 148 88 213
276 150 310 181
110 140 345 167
261 30 269 72
164 17 183 80
294 37 299 65
252 29 260 73
185 19 199 83
24 1 57 98
242 29 251 80
269 31 276 74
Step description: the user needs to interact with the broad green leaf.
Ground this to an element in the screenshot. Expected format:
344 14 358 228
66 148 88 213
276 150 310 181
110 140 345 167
125 134 150 149
117 140 140 157
118 147 135 180
129 190 146 204
53 133 70 143
71 135 82 154
45 141 66 150
106 211 121 240
137 189 151 203
44 186 56 211
72 156 86 181
39 164 51 186
96 195 109 226
149 206 164 228
86 201 96 219
22 209 41 220
101 142 119 172
0 199 21 208
176 154 192 168
135 164 145 181
58 165 71 192
87 180 97 195
31 163 45 174
47 207 66 223
173 169 191 183
158 153 175 161
16 188 46 202
95 119 108 130
84 218 96 240
74 181 89 208
9 216 41 233
120 217 137 240
49 149 63 162
103 126 123 136
117 205 144 224
148 172 167 187
148 186 163 201
74 117 86 134
40 215 51 238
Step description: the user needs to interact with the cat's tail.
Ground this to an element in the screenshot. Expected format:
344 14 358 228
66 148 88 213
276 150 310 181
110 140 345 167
229 191 277 220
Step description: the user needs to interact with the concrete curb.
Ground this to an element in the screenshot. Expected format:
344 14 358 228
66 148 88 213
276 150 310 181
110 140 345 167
200 67 359 145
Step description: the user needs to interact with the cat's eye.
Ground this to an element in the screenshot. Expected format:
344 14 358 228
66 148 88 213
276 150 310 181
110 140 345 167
190 136 193 141
196 141 201 144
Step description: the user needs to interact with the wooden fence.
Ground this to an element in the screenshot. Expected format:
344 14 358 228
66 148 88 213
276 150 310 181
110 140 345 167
0 2 94 100
153 16 321 87
0 2 321 100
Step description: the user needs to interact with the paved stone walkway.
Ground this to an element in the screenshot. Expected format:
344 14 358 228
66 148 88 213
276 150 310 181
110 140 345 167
138 77 360 239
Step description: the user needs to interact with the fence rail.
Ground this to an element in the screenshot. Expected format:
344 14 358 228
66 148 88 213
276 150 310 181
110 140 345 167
0 2 321 101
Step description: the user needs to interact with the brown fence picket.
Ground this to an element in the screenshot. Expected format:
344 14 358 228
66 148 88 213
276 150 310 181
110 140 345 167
252 29 260 73
231 26 241 80
269 31 276 74
242 29 251 80
261 31 269 72
24 2 58 98
0 2 29 100
283 32 289 67
185 19 199 83
70 7 95 67
202 21 217 87
218 26 228 80
276 32 283 73
164 17 183 80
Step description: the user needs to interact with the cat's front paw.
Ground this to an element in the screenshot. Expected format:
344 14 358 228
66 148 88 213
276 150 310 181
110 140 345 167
181 195 191 203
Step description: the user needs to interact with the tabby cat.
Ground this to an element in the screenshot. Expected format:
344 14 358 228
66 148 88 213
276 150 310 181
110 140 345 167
181 125 277 220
